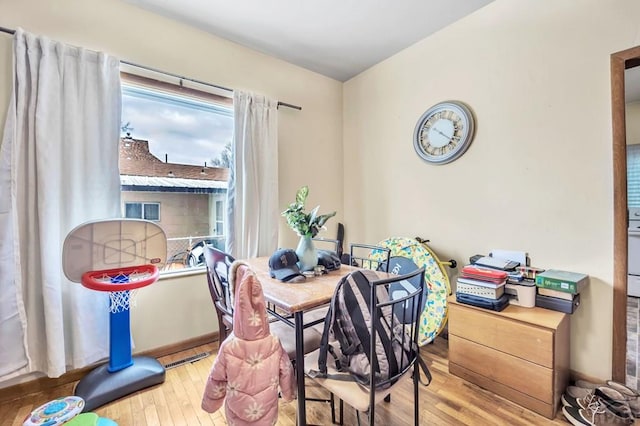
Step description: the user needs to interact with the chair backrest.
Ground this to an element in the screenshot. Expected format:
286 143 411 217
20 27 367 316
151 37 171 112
348 243 392 272
203 245 236 335
317 267 425 390
368 267 425 391
312 237 340 253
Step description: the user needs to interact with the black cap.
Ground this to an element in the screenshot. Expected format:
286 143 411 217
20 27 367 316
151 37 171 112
269 249 304 282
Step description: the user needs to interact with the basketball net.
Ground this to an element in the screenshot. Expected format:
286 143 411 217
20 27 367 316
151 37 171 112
93 270 152 314
109 289 139 314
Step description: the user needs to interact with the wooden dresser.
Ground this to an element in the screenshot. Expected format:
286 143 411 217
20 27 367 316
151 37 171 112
447 297 570 419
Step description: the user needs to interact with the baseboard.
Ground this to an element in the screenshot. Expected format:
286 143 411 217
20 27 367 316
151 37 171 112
135 332 218 359
570 369 606 386
0 332 219 404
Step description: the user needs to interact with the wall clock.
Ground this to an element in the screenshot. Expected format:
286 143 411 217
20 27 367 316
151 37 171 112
413 101 475 165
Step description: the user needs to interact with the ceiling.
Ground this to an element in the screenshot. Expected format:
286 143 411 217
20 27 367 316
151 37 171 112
124 0 494 82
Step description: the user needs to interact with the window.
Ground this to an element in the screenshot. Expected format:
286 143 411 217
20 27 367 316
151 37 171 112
629 144 640 207
119 72 233 271
215 200 224 235
125 202 160 221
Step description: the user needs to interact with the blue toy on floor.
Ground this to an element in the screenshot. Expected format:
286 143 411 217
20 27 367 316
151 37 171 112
22 396 84 425
21 397 118 426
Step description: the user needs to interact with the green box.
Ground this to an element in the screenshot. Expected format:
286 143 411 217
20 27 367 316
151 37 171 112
535 269 588 294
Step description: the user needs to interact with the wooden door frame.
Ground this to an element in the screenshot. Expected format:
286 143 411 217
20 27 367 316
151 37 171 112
611 45 640 382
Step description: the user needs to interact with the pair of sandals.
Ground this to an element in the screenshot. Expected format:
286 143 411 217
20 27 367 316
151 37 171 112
564 379 640 419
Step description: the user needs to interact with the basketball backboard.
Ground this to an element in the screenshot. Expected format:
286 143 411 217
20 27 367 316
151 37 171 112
63 219 167 283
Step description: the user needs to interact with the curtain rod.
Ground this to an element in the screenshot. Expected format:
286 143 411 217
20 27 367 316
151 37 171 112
0 25 302 111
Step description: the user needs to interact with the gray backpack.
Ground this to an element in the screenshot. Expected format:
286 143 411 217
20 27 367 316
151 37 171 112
315 269 431 389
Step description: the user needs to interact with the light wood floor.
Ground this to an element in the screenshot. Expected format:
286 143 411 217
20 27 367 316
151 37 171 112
1 337 568 425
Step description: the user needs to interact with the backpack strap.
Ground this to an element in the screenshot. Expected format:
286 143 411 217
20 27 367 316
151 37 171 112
316 303 334 376
317 348 433 387
414 347 432 386
309 341 342 379
316 275 348 376
349 271 400 384
330 274 360 364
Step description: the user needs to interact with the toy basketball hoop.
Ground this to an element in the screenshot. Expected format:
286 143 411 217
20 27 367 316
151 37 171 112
62 218 167 412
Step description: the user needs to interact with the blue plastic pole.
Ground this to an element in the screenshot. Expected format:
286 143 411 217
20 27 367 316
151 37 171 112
108 276 134 372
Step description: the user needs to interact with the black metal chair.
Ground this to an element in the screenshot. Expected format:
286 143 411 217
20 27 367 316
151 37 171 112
309 242 392 335
203 245 322 359
304 267 427 425
312 237 341 254
347 243 392 272
203 245 235 342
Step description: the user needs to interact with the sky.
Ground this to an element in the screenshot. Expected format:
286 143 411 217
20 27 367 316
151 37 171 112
121 85 233 167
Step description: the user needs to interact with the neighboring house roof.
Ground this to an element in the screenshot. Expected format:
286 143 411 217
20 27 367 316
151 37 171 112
121 175 227 193
119 137 229 182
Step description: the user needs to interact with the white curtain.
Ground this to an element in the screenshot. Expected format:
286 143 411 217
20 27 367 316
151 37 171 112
226 91 279 259
0 29 122 379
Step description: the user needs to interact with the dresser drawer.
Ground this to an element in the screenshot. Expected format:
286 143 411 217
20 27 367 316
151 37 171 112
449 302 554 367
449 335 553 404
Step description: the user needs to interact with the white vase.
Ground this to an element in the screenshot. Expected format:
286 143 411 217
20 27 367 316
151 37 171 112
296 235 318 271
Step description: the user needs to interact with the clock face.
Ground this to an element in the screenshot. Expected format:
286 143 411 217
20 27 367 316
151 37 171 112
413 101 475 164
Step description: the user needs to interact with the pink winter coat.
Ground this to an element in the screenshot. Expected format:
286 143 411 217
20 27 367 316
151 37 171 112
202 261 296 426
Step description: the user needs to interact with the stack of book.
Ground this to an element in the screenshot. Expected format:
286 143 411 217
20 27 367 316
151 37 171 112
534 269 587 314
455 265 510 311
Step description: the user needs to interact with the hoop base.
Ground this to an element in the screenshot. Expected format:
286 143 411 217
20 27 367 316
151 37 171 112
74 356 165 412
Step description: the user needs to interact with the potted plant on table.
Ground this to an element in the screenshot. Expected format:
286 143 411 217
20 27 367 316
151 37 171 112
282 186 336 271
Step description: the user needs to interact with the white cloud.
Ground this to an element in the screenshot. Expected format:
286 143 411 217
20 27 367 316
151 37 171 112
121 88 233 166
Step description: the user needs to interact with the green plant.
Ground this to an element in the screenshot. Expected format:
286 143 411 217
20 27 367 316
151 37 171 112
282 186 336 237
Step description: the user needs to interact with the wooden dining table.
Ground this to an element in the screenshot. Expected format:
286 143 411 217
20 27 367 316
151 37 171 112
242 256 361 426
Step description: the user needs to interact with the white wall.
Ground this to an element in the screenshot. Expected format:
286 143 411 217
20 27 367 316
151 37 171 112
0 0 343 386
130 273 217 351
627 102 640 144
343 0 640 380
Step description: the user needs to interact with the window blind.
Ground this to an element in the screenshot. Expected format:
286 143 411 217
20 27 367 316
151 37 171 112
628 144 640 207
